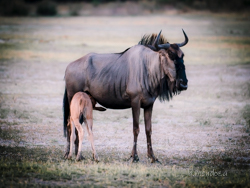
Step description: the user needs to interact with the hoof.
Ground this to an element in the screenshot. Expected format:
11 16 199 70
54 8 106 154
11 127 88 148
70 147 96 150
93 154 99 163
151 158 161 164
132 154 140 163
64 152 69 159
126 154 139 162
93 157 99 163
67 155 72 160
148 155 161 164
155 159 162 164
76 155 85 161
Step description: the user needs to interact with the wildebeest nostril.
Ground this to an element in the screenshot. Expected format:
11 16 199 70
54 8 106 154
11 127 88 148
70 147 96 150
180 79 188 86
178 79 188 90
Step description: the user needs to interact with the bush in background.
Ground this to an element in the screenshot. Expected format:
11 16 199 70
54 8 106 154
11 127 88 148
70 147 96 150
157 0 250 12
36 0 57 16
69 4 82 16
24 0 42 3
0 0 30 16
205 0 250 12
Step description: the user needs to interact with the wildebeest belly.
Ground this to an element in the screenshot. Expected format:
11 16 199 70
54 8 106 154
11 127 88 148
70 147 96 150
95 97 131 109
87 86 131 109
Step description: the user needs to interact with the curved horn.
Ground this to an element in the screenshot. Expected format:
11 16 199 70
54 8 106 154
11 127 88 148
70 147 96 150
177 29 189 47
152 30 162 47
157 43 170 49
155 30 170 49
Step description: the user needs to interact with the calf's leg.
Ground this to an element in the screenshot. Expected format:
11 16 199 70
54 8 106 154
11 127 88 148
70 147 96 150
73 119 85 161
74 115 83 156
85 118 99 162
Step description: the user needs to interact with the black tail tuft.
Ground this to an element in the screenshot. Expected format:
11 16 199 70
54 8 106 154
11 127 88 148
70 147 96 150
63 88 69 137
94 107 107 111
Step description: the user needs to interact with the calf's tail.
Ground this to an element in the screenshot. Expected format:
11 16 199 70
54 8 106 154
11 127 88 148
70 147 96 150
63 88 69 137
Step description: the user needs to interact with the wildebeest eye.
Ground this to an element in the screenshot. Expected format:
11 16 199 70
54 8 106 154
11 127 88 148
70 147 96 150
168 50 176 60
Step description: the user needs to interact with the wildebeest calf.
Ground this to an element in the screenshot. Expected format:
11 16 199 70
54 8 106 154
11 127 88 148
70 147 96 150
67 92 104 161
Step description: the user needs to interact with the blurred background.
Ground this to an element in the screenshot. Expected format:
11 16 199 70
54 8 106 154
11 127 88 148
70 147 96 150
0 0 250 17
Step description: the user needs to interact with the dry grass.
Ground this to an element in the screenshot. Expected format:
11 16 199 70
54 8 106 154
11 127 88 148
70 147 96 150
0 145 249 187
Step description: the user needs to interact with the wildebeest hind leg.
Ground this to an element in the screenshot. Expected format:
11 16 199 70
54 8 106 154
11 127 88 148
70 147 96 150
68 118 75 160
64 118 71 159
74 128 79 155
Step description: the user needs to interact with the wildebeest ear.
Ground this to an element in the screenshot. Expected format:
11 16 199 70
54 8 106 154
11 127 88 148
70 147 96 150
170 43 184 59
159 51 176 82
177 51 183 59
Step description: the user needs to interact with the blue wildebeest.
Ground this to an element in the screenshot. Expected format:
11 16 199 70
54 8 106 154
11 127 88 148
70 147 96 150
63 30 189 163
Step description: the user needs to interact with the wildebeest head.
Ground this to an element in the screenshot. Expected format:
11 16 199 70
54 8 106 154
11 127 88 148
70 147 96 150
165 42 188 92
139 30 189 94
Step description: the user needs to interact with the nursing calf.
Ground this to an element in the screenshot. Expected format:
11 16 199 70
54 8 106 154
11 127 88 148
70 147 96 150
67 92 102 161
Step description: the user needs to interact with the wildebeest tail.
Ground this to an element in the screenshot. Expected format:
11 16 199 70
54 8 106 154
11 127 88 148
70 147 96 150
63 88 69 137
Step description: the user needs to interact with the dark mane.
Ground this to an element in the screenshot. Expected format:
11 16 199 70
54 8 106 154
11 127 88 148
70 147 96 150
116 47 131 56
158 76 177 102
138 34 175 101
138 33 168 46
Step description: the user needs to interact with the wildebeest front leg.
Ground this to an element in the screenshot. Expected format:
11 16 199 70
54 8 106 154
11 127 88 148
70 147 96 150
144 104 158 163
130 98 140 162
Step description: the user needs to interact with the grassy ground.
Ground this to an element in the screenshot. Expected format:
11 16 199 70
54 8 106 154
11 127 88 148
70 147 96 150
1 145 249 187
0 12 250 187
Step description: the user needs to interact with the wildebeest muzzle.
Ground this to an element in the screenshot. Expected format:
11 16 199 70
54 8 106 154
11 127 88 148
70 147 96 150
176 58 188 91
